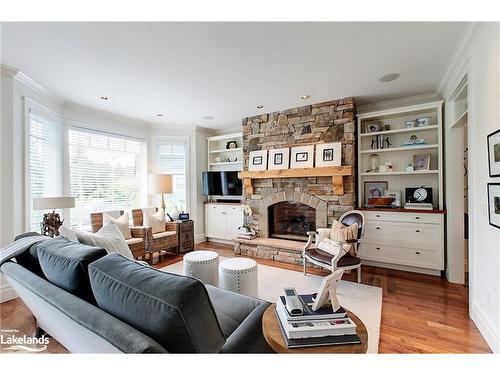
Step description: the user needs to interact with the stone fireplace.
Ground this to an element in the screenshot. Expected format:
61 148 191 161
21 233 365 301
234 97 356 264
269 201 315 241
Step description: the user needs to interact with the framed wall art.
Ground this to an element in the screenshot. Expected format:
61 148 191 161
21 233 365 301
268 148 290 170
248 150 268 171
364 181 388 205
315 142 342 167
413 154 431 170
487 128 500 177
290 145 314 168
488 183 500 229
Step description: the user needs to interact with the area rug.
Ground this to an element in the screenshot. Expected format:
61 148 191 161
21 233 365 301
161 256 382 353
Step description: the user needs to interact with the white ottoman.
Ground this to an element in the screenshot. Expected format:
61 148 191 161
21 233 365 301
219 258 258 297
183 250 219 285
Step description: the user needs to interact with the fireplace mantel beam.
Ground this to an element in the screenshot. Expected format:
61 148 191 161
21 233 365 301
239 166 352 196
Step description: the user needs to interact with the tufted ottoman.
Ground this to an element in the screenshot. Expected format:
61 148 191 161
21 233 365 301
183 250 219 285
219 258 258 297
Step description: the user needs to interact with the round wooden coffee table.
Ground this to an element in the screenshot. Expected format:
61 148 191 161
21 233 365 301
262 304 368 353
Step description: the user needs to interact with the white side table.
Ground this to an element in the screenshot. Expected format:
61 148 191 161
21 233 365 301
219 258 258 297
183 250 219 285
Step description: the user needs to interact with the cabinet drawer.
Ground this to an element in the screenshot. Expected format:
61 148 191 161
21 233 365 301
364 222 442 251
206 204 242 214
364 211 442 224
360 243 443 270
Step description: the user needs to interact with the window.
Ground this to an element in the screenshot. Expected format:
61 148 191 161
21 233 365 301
27 110 62 231
69 128 147 229
156 141 187 213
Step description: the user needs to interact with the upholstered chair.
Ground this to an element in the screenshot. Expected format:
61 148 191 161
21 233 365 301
302 210 365 283
90 210 148 261
131 208 178 258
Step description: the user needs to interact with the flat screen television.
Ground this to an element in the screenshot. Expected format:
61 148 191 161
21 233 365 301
202 171 242 196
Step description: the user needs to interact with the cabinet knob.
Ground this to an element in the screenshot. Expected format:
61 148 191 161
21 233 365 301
221 212 226 214
376 227 381 230
376 214 381 218
415 216 420 220
376 247 381 250
415 251 420 255
415 229 421 233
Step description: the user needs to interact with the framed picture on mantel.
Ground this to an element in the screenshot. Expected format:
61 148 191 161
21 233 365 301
268 148 290 170
316 142 342 167
290 145 314 169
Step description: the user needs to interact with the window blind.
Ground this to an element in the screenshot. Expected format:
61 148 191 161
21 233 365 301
69 128 146 229
28 111 61 231
156 142 187 212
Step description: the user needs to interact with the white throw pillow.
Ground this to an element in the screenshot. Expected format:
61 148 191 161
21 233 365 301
317 238 342 258
59 225 78 242
76 222 134 259
142 209 165 234
102 212 132 239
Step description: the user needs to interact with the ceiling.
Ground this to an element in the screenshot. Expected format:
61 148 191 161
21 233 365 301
1 22 468 129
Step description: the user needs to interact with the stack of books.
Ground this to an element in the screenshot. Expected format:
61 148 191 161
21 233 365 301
275 293 361 348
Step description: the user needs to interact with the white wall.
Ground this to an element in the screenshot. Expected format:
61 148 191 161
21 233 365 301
441 23 500 353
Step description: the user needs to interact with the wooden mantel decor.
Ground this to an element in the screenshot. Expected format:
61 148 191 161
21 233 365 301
238 166 352 195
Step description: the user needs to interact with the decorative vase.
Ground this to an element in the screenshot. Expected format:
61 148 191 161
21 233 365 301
170 206 180 221
369 154 380 172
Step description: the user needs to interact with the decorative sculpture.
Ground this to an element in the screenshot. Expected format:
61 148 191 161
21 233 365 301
41 210 64 237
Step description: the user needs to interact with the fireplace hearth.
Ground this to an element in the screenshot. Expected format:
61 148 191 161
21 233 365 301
268 201 316 242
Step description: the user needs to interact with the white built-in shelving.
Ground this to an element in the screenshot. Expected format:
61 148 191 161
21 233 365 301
207 132 243 171
357 101 444 209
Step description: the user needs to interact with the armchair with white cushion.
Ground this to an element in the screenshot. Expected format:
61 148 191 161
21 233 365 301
302 210 365 283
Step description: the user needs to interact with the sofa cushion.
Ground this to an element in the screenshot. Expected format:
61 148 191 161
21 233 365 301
13 232 47 278
205 285 271 353
37 236 107 304
152 231 176 240
88 253 226 353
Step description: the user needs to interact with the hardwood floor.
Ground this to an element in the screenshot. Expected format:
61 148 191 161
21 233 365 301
0 241 491 354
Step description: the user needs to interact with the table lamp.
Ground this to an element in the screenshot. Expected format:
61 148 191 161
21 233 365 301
33 196 76 237
149 174 173 215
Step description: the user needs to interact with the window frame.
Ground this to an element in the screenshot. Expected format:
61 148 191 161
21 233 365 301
24 98 63 232
152 135 191 216
67 126 148 229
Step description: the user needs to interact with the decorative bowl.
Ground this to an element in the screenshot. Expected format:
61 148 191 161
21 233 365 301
416 117 431 127
368 197 395 206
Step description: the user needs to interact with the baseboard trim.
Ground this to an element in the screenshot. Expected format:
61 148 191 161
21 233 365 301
0 283 17 303
470 301 499 353
194 233 206 244
206 237 234 246
361 260 441 276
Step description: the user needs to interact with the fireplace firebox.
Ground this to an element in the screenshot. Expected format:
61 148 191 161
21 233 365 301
268 201 316 242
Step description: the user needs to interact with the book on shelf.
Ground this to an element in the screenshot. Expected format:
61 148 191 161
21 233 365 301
278 294 346 321
275 302 357 339
274 307 361 348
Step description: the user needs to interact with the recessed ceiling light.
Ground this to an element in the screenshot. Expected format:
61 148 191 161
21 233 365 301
156 114 163 117
202 115 214 120
300 95 310 100
257 105 264 109
378 73 400 83
100 96 109 101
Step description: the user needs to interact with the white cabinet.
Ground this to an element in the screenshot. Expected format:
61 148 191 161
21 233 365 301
205 203 243 242
359 210 444 273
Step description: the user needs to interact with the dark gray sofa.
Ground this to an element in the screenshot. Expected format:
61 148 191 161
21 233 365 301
1 234 272 353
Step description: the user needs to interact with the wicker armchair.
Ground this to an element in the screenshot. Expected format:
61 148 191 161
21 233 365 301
132 208 178 257
90 210 148 261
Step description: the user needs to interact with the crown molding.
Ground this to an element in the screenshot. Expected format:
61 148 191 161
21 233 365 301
62 101 151 128
1 63 64 105
437 22 483 98
0 64 19 78
356 92 441 114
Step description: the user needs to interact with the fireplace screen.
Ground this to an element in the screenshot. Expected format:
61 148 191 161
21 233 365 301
268 201 316 241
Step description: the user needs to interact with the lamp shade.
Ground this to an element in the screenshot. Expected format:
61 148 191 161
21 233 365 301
33 197 75 210
149 174 173 194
